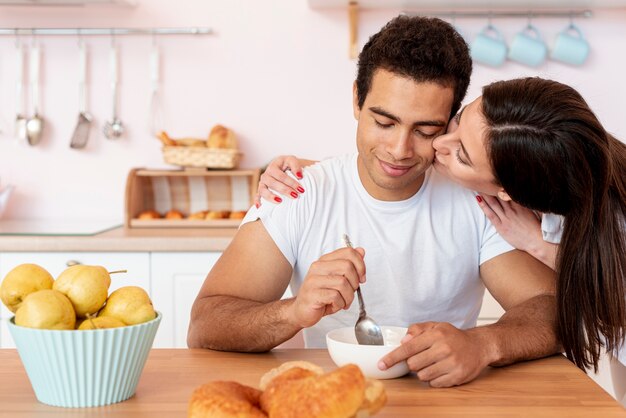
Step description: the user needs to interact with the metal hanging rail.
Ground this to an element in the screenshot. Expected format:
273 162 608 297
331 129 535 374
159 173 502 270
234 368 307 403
0 27 213 36
403 10 593 19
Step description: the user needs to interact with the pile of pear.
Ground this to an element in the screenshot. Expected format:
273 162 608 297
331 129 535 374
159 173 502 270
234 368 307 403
0 263 156 330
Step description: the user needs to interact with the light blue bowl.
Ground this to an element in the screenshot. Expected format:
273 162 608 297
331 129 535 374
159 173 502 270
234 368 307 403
8 312 161 408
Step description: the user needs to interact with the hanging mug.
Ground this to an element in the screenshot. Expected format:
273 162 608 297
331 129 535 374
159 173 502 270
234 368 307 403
470 24 508 67
508 24 548 67
551 24 590 66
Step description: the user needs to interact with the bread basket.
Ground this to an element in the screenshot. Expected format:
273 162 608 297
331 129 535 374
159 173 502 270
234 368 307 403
162 146 242 169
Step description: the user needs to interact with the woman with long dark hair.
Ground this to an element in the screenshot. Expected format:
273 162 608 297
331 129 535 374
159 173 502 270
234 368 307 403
256 77 626 400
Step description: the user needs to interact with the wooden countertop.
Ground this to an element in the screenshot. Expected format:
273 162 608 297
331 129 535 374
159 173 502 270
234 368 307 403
1 349 625 417
0 227 237 252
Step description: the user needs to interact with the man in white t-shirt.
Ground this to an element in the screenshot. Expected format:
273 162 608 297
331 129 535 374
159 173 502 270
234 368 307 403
188 15 559 388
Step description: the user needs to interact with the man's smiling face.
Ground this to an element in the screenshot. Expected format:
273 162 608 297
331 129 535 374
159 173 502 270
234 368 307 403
354 69 454 201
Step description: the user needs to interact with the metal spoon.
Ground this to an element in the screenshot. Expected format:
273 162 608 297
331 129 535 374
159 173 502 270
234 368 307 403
342 234 384 346
26 43 44 146
14 41 27 142
103 42 124 139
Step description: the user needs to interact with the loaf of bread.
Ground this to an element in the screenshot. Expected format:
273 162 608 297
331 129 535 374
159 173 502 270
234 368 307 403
228 210 247 220
187 361 386 418
165 209 185 220
137 209 162 220
207 124 237 149
188 210 208 220
206 210 231 220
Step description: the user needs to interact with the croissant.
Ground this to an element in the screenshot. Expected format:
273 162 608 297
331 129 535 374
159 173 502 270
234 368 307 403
260 364 366 418
187 362 386 418
188 381 265 418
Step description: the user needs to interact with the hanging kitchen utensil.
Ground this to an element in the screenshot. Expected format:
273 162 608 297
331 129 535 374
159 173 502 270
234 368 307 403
14 40 27 143
70 40 93 149
103 39 124 139
26 42 44 146
148 41 164 137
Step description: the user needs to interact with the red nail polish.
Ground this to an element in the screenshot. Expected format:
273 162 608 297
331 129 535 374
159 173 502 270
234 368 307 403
296 171 303 179
476 195 483 203
290 192 298 198
297 186 305 193
274 197 282 203
255 203 260 208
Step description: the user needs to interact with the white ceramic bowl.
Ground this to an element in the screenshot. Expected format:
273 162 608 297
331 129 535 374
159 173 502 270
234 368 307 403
8 312 161 408
326 326 409 379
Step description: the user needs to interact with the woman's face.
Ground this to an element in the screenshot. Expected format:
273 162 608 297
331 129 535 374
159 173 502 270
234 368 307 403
432 96 508 198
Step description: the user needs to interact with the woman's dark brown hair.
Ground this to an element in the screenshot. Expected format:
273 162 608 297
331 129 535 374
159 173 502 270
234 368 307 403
482 77 626 371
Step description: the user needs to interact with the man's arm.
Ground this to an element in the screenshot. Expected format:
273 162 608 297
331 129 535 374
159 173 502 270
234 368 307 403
380 249 559 387
475 249 559 366
187 219 365 352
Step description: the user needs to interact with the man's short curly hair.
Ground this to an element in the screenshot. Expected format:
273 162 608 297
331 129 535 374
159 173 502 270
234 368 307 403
356 15 472 119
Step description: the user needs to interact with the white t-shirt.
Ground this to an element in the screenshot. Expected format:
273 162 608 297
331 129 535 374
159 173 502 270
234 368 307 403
242 154 514 347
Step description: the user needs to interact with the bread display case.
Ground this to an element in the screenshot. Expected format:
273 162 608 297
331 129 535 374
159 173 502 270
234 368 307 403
125 168 260 228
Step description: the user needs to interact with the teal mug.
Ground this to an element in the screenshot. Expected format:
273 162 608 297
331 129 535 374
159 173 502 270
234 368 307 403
470 24 508 67
508 24 547 67
551 24 589 66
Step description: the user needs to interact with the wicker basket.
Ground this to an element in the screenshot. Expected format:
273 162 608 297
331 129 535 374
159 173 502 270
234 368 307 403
162 146 242 169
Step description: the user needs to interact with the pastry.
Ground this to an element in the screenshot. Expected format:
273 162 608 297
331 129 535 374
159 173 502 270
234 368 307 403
228 210 247 220
188 210 208 220
157 130 176 146
176 138 207 147
137 209 161 220
206 210 230 220
259 361 324 391
187 362 386 418
207 124 238 149
358 378 387 417
165 209 185 220
260 364 366 418
188 381 265 418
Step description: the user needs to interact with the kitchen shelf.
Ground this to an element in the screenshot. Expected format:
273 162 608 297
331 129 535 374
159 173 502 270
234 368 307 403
309 0 608 59
0 0 136 6
125 168 259 229
309 0 626 9
0 27 213 36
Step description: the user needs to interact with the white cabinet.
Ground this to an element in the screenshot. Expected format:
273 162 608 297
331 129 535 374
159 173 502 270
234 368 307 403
150 252 221 348
0 252 150 348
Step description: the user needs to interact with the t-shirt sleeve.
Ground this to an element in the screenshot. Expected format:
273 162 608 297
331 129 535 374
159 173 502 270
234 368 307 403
541 213 564 244
240 175 313 267
479 220 515 265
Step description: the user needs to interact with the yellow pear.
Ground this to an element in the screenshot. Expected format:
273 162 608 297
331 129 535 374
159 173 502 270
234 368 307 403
15 289 76 330
78 316 126 330
0 263 54 313
99 286 156 325
53 265 111 318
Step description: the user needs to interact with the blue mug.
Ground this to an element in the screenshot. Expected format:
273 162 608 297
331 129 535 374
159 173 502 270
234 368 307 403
508 24 547 67
551 24 589 66
471 25 508 67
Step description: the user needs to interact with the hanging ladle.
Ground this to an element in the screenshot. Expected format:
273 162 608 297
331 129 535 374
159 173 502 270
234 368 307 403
26 42 44 146
70 39 93 149
103 40 124 139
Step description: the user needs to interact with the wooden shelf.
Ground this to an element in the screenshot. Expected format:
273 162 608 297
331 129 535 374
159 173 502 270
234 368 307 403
308 0 626 9
0 0 136 6
125 168 259 229
309 0 609 59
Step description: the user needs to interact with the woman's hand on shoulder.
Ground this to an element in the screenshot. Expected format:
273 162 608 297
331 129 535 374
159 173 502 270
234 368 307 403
476 194 543 252
255 155 306 207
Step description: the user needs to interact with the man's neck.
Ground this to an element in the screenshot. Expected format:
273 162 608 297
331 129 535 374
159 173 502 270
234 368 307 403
356 156 426 201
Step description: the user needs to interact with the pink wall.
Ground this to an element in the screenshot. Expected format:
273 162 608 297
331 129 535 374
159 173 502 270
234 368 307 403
1 1 625 221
